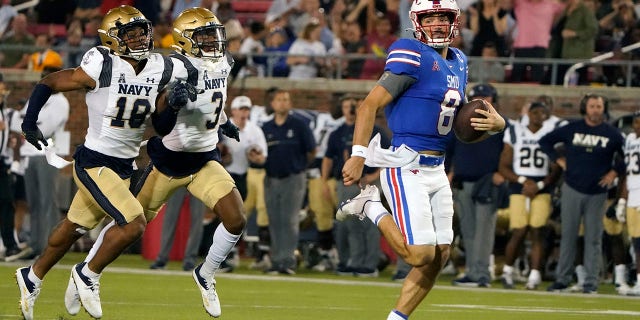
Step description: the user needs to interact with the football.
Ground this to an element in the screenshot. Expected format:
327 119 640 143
453 99 489 143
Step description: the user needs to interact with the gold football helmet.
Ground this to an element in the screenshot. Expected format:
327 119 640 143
99 5 153 60
172 7 226 60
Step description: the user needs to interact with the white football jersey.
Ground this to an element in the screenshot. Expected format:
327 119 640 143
313 112 344 159
624 132 640 206
161 54 232 152
503 121 554 177
82 47 172 158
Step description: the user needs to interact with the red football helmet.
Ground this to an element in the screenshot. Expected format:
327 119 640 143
410 0 460 48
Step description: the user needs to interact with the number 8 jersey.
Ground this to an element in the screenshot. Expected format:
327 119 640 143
81 46 173 159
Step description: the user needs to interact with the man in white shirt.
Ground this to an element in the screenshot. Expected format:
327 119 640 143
10 66 69 259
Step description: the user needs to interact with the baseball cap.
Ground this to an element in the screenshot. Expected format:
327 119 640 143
468 83 497 100
528 101 549 112
231 96 252 109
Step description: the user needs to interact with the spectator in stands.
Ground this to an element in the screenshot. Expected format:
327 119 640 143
468 41 506 83
359 12 397 80
153 15 174 49
59 25 87 68
469 0 509 57
80 16 102 47
73 0 102 22
555 0 599 85
339 20 366 79
509 0 565 83
288 0 336 51
0 13 35 68
286 20 327 79
28 34 63 72
34 0 76 24
264 27 292 77
0 0 17 38
239 21 268 78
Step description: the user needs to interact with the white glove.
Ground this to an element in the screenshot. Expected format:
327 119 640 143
616 198 627 223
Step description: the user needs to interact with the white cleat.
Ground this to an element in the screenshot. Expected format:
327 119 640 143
627 283 640 296
336 185 381 222
65 273 81 315
193 264 221 317
616 283 631 295
16 267 40 320
71 262 102 319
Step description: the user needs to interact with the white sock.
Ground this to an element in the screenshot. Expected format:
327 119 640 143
85 220 116 263
201 224 241 277
82 263 101 279
502 264 514 275
575 265 586 285
28 267 42 285
528 269 541 283
614 264 627 285
387 309 408 320
364 201 389 226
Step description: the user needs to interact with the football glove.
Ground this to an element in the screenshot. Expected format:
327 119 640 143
220 121 240 142
166 81 200 110
21 122 47 150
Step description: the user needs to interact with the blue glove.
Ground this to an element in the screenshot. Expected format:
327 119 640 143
220 121 240 142
166 81 199 110
21 122 48 150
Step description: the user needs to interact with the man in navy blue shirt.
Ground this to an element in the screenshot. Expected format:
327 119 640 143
262 88 316 275
541 94 624 294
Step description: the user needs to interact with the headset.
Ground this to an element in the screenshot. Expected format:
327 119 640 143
579 93 609 116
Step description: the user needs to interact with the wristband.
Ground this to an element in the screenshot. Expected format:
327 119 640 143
487 130 500 135
351 145 367 159
517 176 527 184
536 181 545 190
619 198 627 206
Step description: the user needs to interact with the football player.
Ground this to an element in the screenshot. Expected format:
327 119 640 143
615 111 640 295
15 5 194 319
498 101 561 290
338 0 505 318
65 7 245 318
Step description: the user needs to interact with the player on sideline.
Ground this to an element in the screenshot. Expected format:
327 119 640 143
614 111 640 295
15 5 194 319
338 0 506 318
64 7 245 318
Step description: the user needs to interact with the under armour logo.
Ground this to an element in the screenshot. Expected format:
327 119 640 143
146 78 155 83
221 69 228 75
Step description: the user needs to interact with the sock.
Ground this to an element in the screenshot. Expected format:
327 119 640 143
387 309 408 320
614 264 627 285
28 267 42 285
528 269 541 283
363 200 390 226
575 265 586 285
82 263 101 279
502 264 514 276
201 224 241 277
85 220 116 263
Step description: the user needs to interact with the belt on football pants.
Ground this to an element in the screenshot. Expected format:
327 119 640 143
418 154 445 167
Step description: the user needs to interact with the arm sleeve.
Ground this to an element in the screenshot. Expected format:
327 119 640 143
151 107 179 136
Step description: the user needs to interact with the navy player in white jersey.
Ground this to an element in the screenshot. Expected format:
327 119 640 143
498 102 561 290
338 0 506 318
15 6 195 319
64 7 245 318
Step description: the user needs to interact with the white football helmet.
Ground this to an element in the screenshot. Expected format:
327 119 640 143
410 0 460 48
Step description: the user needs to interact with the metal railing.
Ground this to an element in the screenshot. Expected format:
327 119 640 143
2 43 640 86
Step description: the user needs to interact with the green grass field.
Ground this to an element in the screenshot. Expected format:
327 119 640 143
2 253 640 319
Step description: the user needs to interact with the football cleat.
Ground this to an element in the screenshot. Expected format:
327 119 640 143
336 185 381 222
615 283 631 295
193 264 221 317
501 273 514 289
71 262 103 319
64 273 81 315
16 267 40 320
